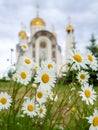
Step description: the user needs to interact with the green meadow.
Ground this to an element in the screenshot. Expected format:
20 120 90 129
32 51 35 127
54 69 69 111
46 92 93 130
0 80 98 130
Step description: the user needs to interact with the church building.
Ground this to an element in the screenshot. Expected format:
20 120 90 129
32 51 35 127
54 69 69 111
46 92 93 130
16 8 75 72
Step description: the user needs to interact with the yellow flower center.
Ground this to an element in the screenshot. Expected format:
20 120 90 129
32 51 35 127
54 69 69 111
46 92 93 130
22 45 27 48
73 54 82 62
24 59 31 64
20 72 27 79
71 107 76 112
85 89 91 98
80 74 86 80
48 64 53 69
39 108 43 114
0 97 7 104
88 55 93 62
27 104 34 112
46 90 49 93
34 66 38 69
41 73 50 83
93 116 98 126
37 92 43 99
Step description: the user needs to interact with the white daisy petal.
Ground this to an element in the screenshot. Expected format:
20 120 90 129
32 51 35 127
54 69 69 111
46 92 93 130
69 49 87 70
36 86 48 104
34 67 56 89
41 60 57 72
20 56 34 69
16 68 32 85
77 70 90 84
79 83 97 105
86 109 98 130
0 92 12 110
20 43 28 51
22 99 38 118
85 50 98 71
49 92 58 101
36 105 47 118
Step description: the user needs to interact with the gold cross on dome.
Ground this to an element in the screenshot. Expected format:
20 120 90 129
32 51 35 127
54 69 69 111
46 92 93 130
36 4 39 17
68 16 71 25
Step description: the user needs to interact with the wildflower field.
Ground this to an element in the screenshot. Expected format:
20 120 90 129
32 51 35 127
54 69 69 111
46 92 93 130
0 49 98 130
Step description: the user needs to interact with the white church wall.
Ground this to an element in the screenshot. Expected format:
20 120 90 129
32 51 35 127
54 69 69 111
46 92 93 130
35 36 52 64
30 26 46 37
65 31 74 63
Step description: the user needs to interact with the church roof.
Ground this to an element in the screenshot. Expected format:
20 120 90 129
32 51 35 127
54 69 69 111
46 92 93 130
66 25 74 31
30 17 46 26
30 6 46 27
18 31 28 39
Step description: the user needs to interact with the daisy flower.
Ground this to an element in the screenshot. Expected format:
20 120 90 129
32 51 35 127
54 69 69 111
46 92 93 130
77 70 90 84
45 87 52 96
38 85 52 98
86 109 98 130
71 106 76 112
37 105 47 118
79 84 97 105
85 50 98 71
31 83 38 88
22 99 37 118
12 73 19 82
17 68 32 85
41 60 57 71
20 43 28 51
33 63 39 70
49 92 58 101
21 56 34 69
36 86 48 104
34 67 56 89
0 92 12 110
69 49 86 70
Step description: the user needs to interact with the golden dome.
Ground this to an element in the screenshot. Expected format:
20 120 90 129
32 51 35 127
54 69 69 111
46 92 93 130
18 31 28 39
30 17 46 26
66 25 74 31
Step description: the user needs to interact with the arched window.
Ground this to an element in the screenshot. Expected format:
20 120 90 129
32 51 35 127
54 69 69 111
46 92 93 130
52 51 56 58
33 44 35 48
40 41 46 48
52 44 55 49
39 41 47 61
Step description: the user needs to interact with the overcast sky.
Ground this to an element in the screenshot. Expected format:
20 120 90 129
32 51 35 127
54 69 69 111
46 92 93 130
0 0 98 75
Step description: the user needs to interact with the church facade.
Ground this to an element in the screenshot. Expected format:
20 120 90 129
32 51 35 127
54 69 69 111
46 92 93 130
16 10 74 72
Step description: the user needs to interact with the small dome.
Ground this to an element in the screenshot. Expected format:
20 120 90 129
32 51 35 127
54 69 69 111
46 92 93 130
30 17 46 26
18 31 28 39
66 25 74 31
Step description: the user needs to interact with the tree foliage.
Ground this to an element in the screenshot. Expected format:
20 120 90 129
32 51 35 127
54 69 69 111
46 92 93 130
86 34 98 58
